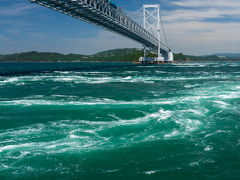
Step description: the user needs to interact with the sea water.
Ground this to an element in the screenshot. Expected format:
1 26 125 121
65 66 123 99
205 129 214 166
0 62 239 179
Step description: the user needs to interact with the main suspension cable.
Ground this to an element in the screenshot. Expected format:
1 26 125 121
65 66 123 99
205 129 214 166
159 12 170 49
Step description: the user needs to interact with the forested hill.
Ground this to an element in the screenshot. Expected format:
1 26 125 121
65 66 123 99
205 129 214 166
0 49 143 62
0 49 240 62
0 51 87 62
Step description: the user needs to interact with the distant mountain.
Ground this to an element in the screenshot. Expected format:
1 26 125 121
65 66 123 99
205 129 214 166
213 53 240 58
94 48 142 57
0 51 86 62
0 49 239 62
92 48 144 62
0 49 144 62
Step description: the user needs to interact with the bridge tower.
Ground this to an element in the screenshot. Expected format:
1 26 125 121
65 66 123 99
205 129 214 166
140 5 173 63
143 5 164 62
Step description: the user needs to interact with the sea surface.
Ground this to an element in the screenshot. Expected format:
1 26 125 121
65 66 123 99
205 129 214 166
0 62 240 179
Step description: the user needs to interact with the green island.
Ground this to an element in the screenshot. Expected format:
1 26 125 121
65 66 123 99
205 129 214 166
0 48 240 62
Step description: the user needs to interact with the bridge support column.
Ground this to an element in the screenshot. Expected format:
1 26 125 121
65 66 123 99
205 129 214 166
143 45 147 58
168 50 174 62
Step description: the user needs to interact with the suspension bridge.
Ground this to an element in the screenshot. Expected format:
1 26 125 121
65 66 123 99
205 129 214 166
30 0 173 62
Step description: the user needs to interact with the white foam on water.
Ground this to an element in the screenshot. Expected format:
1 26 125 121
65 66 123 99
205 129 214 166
155 71 167 73
116 109 173 127
0 100 58 106
0 76 52 85
184 84 199 88
0 124 44 137
45 142 78 150
50 95 77 98
86 77 112 84
180 109 204 116
214 101 228 106
0 105 205 157
155 100 176 105
213 100 229 108
79 71 111 75
0 77 21 86
218 94 240 99
69 134 79 139
185 119 202 131
11 151 31 160
156 109 173 121
174 117 202 132
204 146 213 152
2 77 19 83
0 143 35 153
190 161 200 167
9 74 222 85
164 130 180 138
69 129 97 140
144 170 158 175
54 77 76 82
124 71 138 73
229 64 239 67
55 71 111 75
108 113 122 121
52 75 143 84
0 98 177 106
204 130 231 138
16 82 25 86
0 164 10 169
180 95 209 102
54 71 73 74
122 76 132 80
104 169 119 173
30 109 173 149
172 63 211 68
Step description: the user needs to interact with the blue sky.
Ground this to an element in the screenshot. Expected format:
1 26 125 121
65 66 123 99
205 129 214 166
0 0 240 55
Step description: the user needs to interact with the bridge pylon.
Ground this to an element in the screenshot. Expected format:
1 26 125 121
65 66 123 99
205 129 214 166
140 4 173 63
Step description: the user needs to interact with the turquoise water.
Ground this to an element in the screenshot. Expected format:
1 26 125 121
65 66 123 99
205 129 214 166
0 62 240 179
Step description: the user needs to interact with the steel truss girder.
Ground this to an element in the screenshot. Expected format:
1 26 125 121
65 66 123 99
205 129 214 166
30 0 169 54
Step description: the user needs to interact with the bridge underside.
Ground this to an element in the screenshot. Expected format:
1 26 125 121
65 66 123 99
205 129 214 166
31 0 169 55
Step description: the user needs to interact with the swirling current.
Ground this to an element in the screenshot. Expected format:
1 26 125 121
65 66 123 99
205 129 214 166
0 62 240 179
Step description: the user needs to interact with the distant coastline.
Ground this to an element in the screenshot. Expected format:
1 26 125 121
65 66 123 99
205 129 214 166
1 48 240 62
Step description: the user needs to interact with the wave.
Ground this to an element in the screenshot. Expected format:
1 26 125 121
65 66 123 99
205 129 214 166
0 107 204 155
1 73 240 86
0 98 176 106
1 86 240 107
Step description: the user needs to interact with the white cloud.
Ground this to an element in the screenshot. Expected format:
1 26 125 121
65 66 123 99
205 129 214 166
163 8 240 22
164 20 240 55
171 0 240 8
158 0 240 55
164 0 240 22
